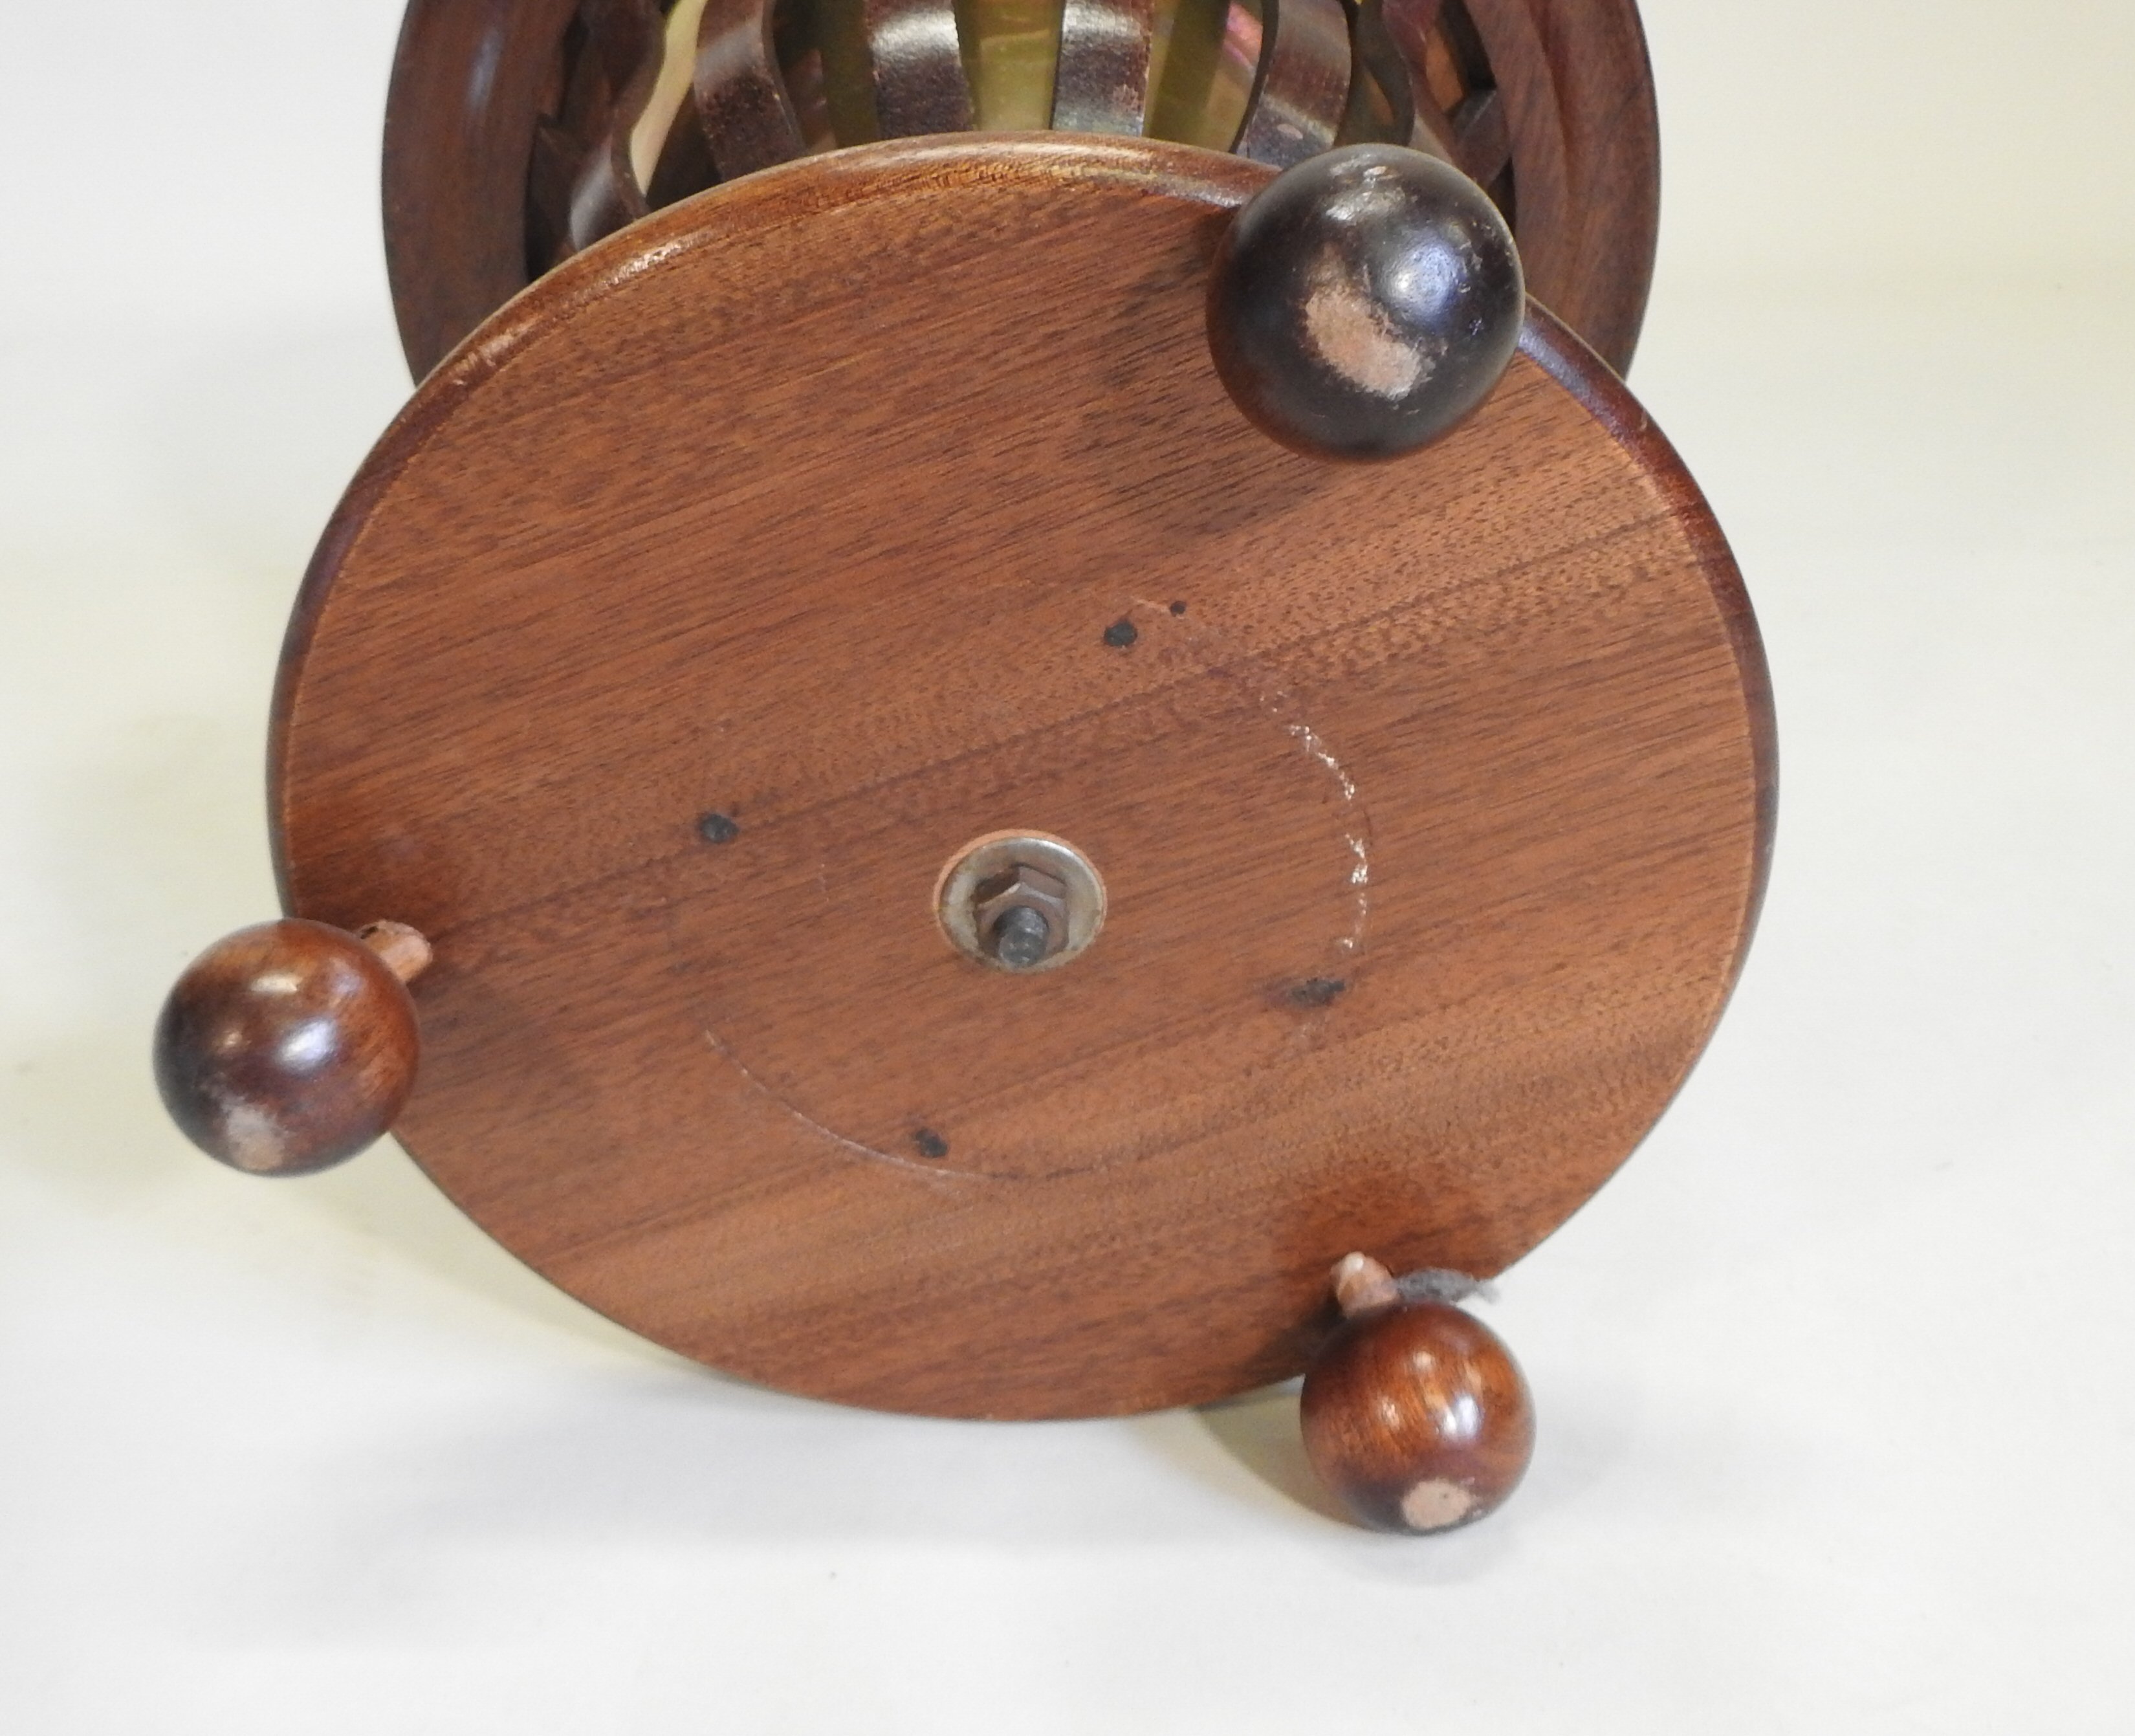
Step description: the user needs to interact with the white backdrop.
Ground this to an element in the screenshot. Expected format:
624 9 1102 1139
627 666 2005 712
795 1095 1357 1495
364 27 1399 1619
4 2 2133 1730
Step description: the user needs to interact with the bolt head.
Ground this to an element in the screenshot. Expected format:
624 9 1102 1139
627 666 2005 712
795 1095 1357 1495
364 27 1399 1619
989 905 1054 969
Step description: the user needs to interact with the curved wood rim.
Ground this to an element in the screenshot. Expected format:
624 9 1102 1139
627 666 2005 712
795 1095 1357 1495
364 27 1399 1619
382 0 582 390
1464 0 1659 377
294 137 1769 1417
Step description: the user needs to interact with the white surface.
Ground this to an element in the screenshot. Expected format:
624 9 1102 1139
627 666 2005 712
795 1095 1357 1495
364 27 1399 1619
5 2 2134 1730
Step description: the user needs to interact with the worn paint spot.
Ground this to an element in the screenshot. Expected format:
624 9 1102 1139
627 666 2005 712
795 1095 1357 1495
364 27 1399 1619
1400 1478 1480 1531
217 1098 294 1174
1301 254 1439 400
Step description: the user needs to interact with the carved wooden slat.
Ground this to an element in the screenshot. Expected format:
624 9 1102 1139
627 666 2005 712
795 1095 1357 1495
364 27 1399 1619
645 91 721 204
695 0 808 177
1378 0 1447 102
1053 0 1157 133
387 0 1661 377
1450 83 1511 189
1234 0 1352 168
565 142 654 252
864 0 976 134
633 0 719 201
1407 102 1454 160
526 118 582 272
1341 0 1419 146
510 0 665 259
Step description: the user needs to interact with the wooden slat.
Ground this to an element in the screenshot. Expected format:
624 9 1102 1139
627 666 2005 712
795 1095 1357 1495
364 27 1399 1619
1053 0 1157 133
864 0 976 134
1377 0 1447 102
695 0 808 176
1234 0 1352 167
1450 83 1510 187
1341 0 1420 146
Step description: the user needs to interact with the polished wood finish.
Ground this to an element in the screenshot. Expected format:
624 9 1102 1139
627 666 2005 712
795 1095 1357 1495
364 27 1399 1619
1302 1271 1535 1531
154 920 426 1177
381 0 1659 378
560 0 665 253
284 137 1771 1418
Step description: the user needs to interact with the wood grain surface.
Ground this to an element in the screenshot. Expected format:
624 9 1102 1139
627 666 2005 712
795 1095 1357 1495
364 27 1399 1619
283 135 1771 1418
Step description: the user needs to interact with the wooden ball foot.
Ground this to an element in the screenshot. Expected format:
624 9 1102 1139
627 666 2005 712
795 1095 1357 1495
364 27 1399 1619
1300 1253 1536 1533
153 919 430 1176
1206 146 1525 461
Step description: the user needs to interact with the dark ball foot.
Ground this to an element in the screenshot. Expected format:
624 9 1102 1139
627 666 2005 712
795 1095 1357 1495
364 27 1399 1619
1207 146 1525 461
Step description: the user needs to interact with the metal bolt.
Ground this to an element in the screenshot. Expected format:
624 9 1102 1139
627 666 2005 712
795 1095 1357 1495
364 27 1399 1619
970 863 1071 971
989 904 1055 969
936 833 1105 973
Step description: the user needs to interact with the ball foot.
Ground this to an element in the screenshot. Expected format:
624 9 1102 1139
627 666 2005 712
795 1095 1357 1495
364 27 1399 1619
153 919 430 1176
1300 1253 1536 1532
1206 146 1525 461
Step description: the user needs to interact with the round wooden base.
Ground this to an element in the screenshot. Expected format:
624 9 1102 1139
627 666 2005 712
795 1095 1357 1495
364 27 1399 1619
279 137 1770 1418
